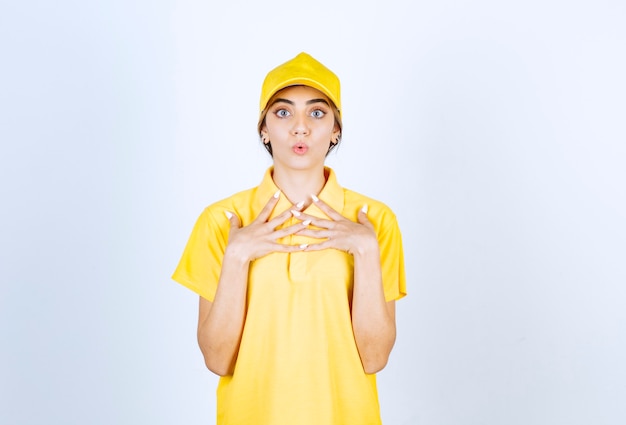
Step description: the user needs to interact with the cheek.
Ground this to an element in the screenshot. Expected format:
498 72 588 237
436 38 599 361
320 125 337 139
265 121 286 137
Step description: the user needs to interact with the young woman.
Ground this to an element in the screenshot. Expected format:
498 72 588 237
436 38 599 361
173 52 406 425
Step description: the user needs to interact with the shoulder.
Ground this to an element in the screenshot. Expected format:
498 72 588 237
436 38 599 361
205 186 256 210
343 188 397 219
342 188 405 262
342 187 400 234
199 186 260 225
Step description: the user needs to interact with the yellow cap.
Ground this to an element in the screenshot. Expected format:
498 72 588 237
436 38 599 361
259 52 341 116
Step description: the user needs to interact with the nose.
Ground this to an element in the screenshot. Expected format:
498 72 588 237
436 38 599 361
291 112 310 136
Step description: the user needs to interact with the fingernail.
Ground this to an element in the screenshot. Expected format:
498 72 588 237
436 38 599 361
291 210 301 217
299 243 308 249
224 211 233 219
302 220 312 226
361 204 368 214
295 201 305 209
311 194 319 202
273 190 281 199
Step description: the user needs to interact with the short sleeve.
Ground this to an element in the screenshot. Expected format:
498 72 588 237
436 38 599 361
377 213 407 302
171 208 228 301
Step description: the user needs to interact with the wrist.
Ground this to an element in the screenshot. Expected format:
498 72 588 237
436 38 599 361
352 237 380 258
223 246 252 268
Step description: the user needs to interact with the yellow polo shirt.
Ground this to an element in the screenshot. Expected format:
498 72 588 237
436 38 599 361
172 167 406 425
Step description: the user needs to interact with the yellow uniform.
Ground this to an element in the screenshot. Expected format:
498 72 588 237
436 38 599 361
173 167 406 425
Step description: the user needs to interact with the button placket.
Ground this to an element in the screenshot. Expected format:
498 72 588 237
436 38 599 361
288 214 310 284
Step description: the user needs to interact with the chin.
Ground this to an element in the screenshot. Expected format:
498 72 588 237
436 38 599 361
274 153 325 169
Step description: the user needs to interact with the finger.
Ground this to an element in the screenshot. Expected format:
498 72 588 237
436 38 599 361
253 190 281 223
265 200 305 228
295 228 332 239
224 210 241 229
310 195 344 221
357 204 373 227
292 200 306 211
269 241 311 253
272 221 314 239
266 205 299 229
290 210 334 229
300 240 335 252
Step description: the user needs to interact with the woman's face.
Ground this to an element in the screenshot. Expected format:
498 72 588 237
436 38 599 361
261 85 340 172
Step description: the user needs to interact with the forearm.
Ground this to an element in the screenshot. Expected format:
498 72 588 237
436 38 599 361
351 242 396 374
198 250 250 376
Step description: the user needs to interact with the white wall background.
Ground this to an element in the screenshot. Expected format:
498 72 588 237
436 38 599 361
1 1 625 424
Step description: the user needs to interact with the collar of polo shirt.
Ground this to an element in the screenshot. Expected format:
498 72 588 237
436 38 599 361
254 167 345 220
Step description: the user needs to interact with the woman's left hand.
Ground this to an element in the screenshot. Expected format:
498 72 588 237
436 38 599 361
294 197 379 256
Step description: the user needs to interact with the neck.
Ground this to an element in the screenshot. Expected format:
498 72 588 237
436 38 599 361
272 166 327 207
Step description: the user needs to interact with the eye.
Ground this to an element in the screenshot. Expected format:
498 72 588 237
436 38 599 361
311 109 326 118
275 108 291 118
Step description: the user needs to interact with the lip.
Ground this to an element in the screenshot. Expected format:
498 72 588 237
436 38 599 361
292 143 309 155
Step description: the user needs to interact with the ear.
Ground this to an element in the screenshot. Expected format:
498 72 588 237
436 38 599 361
260 128 269 143
332 125 341 143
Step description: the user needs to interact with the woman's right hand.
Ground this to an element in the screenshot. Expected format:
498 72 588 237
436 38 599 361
223 192 306 263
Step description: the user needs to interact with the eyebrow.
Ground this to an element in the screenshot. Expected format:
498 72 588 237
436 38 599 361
306 98 330 106
273 98 330 106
